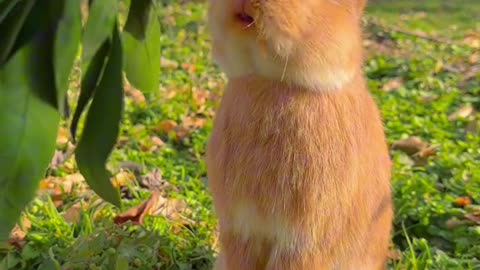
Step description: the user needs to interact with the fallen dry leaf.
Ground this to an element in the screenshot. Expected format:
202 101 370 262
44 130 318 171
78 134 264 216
469 53 479 64
156 120 178 134
463 32 480 48
192 88 211 107
181 63 196 74
465 211 480 224
151 197 187 219
138 168 174 193
116 135 130 148
153 120 190 142
56 127 70 148
181 115 207 129
140 136 165 153
112 171 136 188
114 191 161 225
124 80 146 105
382 77 404 92
160 57 179 69
446 217 468 229
448 105 475 121
391 136 429 156
420 94 439 103
150 136 165 147
38 173 86 207
62 202 84 223
49 142 75 169
8 215 31 249
114 190 189 225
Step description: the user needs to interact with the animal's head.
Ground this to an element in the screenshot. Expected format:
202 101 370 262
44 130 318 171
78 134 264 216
208 0 367 91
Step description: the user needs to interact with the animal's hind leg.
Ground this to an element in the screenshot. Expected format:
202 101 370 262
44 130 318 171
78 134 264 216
216 232 271 270
265 247 334 270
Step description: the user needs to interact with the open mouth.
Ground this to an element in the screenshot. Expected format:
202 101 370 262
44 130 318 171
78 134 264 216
236 12 255 28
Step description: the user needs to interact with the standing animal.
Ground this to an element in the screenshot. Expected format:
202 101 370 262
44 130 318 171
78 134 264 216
206 0 393 269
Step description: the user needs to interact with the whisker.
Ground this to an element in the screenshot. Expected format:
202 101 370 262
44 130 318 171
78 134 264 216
281 54 289 82
242 19 256 29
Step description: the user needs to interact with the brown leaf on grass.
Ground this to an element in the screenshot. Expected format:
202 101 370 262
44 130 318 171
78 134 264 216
152 120 190 142
469 53 479 65
392 137 438 167
56 127 70 148
49 142 75 169
124 80 146 105
38 173 86 208
181 115 207 130
160 57 179 69
463 32 480 48
140 136 165 153
114 189 190 225
150 197 187 219
448 105 475 121
63 202 84 223
116 136 130 148
391 136 429 156
465 211 480 224
8 215 31 249
114 191 161 225
156 120 178 134
112 171 136 188
192 88 211 107
138 168 175 193
382 77 404 92
420 94 439 103
181 63 196 74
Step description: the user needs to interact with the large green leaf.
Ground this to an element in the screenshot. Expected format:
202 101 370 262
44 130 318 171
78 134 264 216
70 40 110 141
122 5 160 94
0 0 35 64
54 0 82 116
75 23 123 207
0 0 22 23
82 0 118 66
0 39 60 242
123 0 152 40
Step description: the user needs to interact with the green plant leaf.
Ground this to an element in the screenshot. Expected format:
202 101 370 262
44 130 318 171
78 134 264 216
122 7 160 94
82 0 118 66
0 0 35 64
75 23 123 207
0 0 22 24
123 0 152 40
54 0 81 117
0 38 60 242
70 39 110 141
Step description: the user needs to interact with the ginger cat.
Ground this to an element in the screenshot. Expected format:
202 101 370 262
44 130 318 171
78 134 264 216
206 0 393 269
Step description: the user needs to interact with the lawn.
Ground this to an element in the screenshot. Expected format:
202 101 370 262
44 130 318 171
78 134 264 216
1 0 480 269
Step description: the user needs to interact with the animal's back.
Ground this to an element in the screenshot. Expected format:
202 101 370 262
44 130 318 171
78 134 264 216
207 76 392 269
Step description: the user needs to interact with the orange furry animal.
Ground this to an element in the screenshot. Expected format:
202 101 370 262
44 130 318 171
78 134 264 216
206 0 393 269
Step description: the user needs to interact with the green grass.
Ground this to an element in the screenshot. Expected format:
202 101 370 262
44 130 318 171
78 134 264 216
366 0 480 39
1 0 480 269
